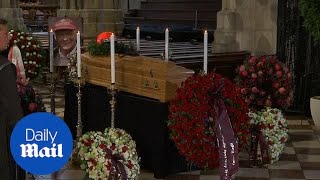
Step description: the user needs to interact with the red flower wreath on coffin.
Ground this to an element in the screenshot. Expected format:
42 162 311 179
168 73 250 169
235 56 294 110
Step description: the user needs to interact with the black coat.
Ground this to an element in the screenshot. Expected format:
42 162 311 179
0 55 25 180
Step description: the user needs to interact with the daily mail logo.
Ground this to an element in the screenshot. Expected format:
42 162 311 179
10 113 73 175
20 128 63 158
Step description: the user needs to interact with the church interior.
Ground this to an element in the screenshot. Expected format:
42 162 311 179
1 0 320 179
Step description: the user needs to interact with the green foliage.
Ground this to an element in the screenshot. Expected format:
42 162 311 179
87 40 110 56
299 0 320 40
87 40 138 56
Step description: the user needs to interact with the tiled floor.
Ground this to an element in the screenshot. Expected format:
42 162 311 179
29 80 320 180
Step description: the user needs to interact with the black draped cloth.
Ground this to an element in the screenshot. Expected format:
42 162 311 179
64 83 190 178
0 55 26 180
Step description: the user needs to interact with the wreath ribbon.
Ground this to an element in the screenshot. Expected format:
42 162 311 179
105 148 128 180
249 125 271 166
8 45 26 80
209 80 239 180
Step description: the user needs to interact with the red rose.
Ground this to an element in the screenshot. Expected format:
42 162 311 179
241 88 248 94
249 67 255 73
279 87 286 94
258 70 263 76
248 57 256 64
241 71 248 77
249 94 255 100
272 82 280 89
239 65 245 72
276 71 282 78
260 91 266 97
251 87 259 94
251 73 257 79
275 64 282 71
257 62 264 68
122 146 129 153
28 102 38 112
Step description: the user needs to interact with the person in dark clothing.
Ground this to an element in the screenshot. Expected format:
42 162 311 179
0 18 26 180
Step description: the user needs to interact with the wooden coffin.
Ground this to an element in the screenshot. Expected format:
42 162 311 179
81 53 194 102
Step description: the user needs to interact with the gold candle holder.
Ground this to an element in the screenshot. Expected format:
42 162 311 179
75 77 85 138
70 77 85 168
48 73 58 114
108 83 117 128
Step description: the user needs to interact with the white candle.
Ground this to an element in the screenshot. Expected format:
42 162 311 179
49 29 53 72
110 33 115 84
136 27 140 52
204 30 208 74
165 28 169 61
77 31 81 78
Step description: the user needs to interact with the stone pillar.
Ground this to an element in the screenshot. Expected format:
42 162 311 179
212 0 278 55
0 0 25 30
121 0 141 14
58 0 124 38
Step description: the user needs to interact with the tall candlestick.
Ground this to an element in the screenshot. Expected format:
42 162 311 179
204 30 208 74
136 27 140 52
110 33 115 84
165 28 169 61
77 31 81 78
49 29 53 72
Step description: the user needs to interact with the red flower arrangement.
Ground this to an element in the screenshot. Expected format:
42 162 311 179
9 30 43 80
168 73 250 169
16 79 46 116
235 56 294 110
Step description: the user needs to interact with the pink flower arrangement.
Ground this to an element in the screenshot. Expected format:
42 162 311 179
235 56 294 110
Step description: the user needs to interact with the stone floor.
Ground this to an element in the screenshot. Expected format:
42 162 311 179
27 80 320 180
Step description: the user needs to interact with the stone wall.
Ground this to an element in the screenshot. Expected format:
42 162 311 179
58 0 124 38
0 0 25 30
121 0 142 13
213 0 278 55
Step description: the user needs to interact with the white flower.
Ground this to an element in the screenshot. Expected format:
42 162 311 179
20 36 24 39
14 40 17 43
26 53 29 57
77 128 140 179
17 33 20 36
21 45 25 49
28 42 31 45
249 108 288 164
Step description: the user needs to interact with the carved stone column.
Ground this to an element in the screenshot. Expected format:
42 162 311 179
212 0 278 55
58 0 124 38
0 0 25 30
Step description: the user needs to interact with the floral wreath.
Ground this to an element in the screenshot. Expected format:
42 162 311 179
235 56 294 110
17 79 46 116
168 73 250 169
248 108 288 163
77 128 140 179
9 30 43 80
